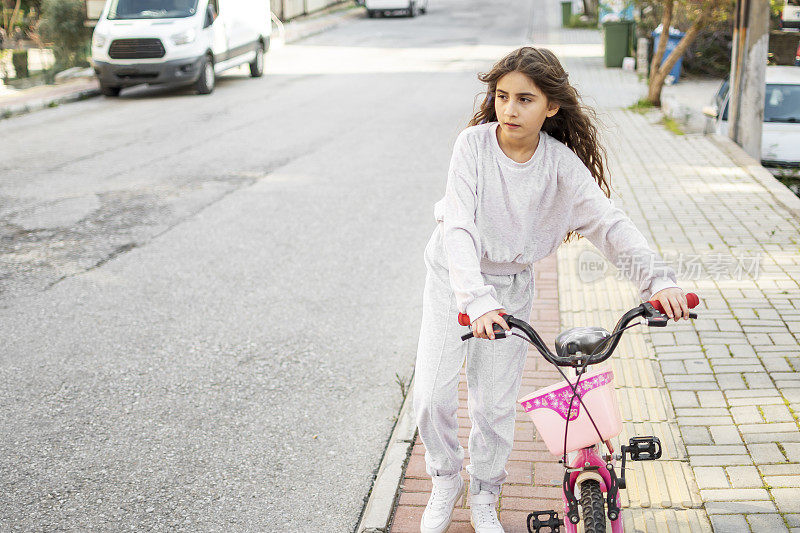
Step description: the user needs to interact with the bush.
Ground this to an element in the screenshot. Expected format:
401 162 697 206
12 49 29 78
39 0 88 71
683 20 732 77
566 14 599 28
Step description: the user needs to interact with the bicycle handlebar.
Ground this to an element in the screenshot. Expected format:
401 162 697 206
459 293 699 367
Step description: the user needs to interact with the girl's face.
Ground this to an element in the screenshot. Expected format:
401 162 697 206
494 71 560 141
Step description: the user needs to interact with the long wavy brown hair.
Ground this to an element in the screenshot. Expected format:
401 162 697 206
469 47 609 242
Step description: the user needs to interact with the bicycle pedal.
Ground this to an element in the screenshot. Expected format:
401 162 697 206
625 436 662 461
527 510 563 532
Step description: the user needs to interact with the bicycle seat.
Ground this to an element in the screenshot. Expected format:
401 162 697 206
555 326 611 358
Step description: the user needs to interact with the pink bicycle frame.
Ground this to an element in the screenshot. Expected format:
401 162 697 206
561 447 623 533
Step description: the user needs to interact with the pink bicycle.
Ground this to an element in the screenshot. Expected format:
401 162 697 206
459 293 700 533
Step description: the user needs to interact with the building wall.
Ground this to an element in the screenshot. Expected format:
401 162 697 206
270 0 347 20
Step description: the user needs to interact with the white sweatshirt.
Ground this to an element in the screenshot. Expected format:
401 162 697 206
433 122 679 321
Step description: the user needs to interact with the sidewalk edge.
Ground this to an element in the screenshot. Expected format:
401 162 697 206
356 377 417 533
707 134 800 221
283 4 363 44
1 86 100 121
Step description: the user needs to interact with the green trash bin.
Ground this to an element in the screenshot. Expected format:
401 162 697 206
603 20 634 68
561 1 572 27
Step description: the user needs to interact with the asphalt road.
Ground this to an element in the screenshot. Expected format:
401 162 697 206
0 1 536 530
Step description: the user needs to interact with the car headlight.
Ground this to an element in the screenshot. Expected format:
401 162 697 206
93 32 108 47
170 28 196 46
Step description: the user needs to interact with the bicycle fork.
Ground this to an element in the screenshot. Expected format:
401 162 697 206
526 436 662 533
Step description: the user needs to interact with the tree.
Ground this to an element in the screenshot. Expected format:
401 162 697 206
646 0 733 105
1 0 24 41
38 0 87 70
583 0 600 18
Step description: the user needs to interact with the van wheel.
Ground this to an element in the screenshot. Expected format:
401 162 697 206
250 44 265 78
194 55 215 95
100 84 121 97
366 9 375 17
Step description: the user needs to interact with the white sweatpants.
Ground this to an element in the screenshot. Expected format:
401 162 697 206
413 225 534 495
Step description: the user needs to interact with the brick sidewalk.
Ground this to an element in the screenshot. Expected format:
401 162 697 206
390 255 563 533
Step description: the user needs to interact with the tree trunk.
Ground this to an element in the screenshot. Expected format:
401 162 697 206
7 0 22 39
648 0 673 94
647 15 708 105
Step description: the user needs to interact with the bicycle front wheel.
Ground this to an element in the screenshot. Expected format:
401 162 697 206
580 479 606 533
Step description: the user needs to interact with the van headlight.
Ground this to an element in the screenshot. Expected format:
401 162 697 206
93 32 108 47
170 28 197 46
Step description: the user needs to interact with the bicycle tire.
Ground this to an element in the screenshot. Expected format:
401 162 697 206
580 479 606 533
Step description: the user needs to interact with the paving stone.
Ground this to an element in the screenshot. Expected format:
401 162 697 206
710 426 744 445
784 443 800 463
681 426 713 445
676 407 731 418
693 467 729 489
671 390 699 408
761 404 794 423
709 514 750 533
716 374 748 389
763 475 800 487
685 445 748 456
725 389 780 398
749 443 788 464
704 500 777 514
744 432 800 444
758 464 800 475
698 391 727 408
773 488 800 513
731 406 763 425
690 455 754 467
738 422 798 434
725 466 763 488
727 396 786 406
747 514 790 532
743 372 776 389
677 416 735 426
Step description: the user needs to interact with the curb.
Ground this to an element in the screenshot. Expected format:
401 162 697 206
0 4 364 122
283 4 364 44
356 377 417 533
1 85 100 121
707 133 800 222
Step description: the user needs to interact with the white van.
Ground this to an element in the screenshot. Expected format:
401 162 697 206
91 0 271 96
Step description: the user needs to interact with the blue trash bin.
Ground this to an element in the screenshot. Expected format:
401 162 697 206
651 24 685 83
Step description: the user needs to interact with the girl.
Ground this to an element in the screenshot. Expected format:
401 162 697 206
413 47 689 533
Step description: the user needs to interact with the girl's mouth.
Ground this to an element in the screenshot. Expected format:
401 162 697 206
504 123 521 129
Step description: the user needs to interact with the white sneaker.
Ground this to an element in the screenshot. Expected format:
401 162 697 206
469 491 504 532
420 474 465 533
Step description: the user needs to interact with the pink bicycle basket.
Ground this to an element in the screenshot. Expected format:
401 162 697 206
518 366 622 455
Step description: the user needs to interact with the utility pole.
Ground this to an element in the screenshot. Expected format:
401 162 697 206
727 0 770 161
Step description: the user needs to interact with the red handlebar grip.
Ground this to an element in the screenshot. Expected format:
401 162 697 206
457 311 506 326
648 292 699 314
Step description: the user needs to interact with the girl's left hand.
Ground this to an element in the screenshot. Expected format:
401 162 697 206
651 287 689 322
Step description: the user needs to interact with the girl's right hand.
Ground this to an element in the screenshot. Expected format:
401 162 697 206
471 309 509 340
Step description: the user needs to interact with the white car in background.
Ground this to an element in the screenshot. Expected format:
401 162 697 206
91 0 271 96
365 0 428 17
704 66 800 167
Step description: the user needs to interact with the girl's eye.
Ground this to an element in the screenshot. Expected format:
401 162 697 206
496 94 507 100
521 98 531 103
